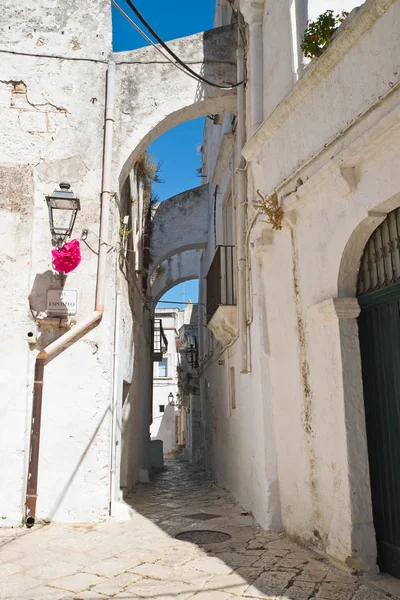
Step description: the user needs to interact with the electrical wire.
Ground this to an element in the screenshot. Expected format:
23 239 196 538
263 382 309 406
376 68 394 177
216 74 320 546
123 0 244 89
112 0 244 89
111 0 204 83
112 0 224 85
157 300 206 307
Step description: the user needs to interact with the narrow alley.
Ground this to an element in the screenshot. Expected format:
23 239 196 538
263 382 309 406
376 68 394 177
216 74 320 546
0 461 396 600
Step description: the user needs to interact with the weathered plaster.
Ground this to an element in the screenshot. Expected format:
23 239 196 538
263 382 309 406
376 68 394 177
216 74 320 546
1 0 111 58
150 186 208 274
0 47 114 526
199 0 400 573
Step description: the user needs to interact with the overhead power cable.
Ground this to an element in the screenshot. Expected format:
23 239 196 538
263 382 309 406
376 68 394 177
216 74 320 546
123 0 244 89
111 0 204 82
112 0 244 89
157 300 205 307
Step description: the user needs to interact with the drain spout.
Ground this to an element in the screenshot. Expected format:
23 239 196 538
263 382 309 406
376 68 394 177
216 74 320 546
25 358 45 526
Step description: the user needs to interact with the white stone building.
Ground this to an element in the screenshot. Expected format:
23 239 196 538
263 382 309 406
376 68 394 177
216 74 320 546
0 0 235 527
198 0 400 579
150 307 184 455
2 0 400 582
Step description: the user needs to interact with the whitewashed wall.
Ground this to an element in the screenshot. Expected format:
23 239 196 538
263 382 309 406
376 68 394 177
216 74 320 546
151 309 183 454
0 1 117 525
201 0 400 571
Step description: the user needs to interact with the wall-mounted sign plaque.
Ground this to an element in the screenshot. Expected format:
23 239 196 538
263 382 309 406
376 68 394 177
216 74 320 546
47 289 78 316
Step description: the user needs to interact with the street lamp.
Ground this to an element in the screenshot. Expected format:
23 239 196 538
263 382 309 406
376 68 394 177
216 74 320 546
46 182 80 247
168 392 174 405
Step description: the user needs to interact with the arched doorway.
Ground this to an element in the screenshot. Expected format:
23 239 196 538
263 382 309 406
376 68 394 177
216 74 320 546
357 206 400 577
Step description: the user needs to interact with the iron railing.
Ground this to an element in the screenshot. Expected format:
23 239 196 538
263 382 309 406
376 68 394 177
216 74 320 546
358 207 400 296
206 245 235 322
151 318 168 362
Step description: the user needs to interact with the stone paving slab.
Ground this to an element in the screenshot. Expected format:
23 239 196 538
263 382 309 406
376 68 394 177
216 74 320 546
0 461 399 600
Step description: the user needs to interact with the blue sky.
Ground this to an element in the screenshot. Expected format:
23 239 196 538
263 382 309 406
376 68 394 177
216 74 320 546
112 0 211 306
112 0 216 52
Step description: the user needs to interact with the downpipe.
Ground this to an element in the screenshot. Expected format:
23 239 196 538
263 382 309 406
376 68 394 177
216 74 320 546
110 289 121 513
235 27 249 373
248 13 264 133
25 61 116 527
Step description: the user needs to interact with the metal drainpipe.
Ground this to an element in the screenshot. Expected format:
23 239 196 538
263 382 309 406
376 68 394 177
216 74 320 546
248 10 264 133
235 27 249 373
25 61 116 527
110 288 121 513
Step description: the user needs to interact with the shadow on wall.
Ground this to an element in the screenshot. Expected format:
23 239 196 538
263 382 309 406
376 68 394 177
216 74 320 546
27 269 101 360
29 270 65 316
48 407 110 521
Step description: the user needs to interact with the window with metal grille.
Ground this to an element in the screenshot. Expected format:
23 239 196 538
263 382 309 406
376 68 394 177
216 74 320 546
357 207 400 296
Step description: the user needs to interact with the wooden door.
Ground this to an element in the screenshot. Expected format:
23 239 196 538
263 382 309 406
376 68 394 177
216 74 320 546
358 284 400 577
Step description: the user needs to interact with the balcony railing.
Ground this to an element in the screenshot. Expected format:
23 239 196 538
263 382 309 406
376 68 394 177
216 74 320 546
206 245 235 322
151 318 168 362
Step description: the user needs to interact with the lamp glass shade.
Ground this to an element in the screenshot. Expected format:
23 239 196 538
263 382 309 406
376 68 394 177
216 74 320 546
46 183 80 240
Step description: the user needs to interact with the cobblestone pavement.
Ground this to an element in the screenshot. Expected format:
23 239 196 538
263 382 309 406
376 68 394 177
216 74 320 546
0 461 398 600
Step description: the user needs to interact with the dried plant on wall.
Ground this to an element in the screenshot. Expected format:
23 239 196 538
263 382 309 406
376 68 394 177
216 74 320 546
256 189 284 231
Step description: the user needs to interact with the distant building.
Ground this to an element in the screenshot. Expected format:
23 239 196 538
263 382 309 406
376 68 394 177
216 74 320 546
151 307 184 455
150 302 200 460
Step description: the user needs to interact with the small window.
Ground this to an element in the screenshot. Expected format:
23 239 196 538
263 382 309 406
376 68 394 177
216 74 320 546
159 404 165 413
158 358 168 377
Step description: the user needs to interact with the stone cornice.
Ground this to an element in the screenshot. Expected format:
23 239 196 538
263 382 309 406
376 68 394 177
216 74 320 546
242 0 397 162
310 298 361 322
207 306 239 346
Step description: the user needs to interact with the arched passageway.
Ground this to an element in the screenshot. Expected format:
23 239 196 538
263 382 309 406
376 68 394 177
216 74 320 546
150 280 200 464
114 24 237 183
116 23 238 490
150 252 201 307
149 186 208 276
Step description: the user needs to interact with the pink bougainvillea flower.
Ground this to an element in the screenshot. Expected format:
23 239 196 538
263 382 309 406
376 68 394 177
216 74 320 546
52 239 82 273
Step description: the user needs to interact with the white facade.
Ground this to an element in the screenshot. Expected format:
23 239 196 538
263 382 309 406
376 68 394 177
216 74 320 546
198 0 400 574
0 2 236 525
150 308 184 454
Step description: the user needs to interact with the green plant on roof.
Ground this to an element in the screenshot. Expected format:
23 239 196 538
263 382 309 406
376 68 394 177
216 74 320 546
301 10 349 59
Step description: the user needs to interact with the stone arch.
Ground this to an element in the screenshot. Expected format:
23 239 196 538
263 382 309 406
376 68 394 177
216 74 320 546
115 24 237 183
114 23 236 491
338 192 400 297
324 191 400 572
149 248 202 309
150 186 208 276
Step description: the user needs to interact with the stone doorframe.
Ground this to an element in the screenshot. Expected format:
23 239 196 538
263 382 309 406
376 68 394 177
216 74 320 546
310 194 400 572
309 296 376 572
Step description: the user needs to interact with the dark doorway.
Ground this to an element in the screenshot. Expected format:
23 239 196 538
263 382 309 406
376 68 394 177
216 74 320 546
357 207 400 578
